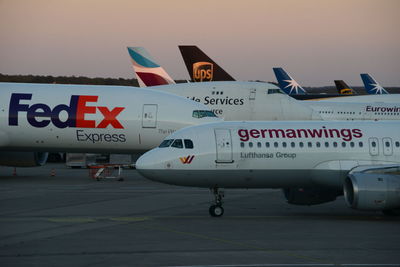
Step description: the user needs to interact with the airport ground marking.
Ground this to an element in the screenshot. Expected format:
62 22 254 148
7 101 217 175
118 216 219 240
137 223 329 264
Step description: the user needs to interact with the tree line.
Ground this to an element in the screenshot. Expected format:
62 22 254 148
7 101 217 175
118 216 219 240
0 73 191 86
0 73 397 93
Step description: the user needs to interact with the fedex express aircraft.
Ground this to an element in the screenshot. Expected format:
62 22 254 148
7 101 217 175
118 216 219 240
127 47 400 121
136 121 400 217
0 83 220 167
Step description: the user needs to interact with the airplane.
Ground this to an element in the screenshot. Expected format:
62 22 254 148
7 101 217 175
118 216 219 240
127 47 400 121
178 45 235 82
334 80 357 95
360 73 389 94
273 67 361 100
135 120 400 217
0 82 220 167
127 47 175 87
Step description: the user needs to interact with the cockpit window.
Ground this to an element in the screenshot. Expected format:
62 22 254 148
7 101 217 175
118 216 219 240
171 139 183 148
192 110 217 118
267 88 284 94
159 139 174 148
184 139 194 149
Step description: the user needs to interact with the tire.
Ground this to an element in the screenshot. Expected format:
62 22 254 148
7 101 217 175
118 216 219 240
209 205 224 217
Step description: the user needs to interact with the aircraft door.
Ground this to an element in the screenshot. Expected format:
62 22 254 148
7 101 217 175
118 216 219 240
368 137 379 156
142 104 158 128
214 129 233 163
382 137 393 156
249 89 256 100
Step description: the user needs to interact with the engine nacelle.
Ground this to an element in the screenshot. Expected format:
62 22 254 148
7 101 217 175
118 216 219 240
283 187 342 205
0 151 48 167
344 173 400 211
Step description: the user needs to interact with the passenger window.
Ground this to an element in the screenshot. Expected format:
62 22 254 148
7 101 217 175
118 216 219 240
299 142 304 148
308 142 312 148
333 142 338 148
240 142 245 148
291 142 295 148
316 142 321 148
385 141 390 147
274 142 278 148
265 142 270 148
159 139 174 148
359 142 363 147
184 139 194 149
350 142 354 148
171 139 183 148
282 142 287 148
325 142 329 148
249 142 253 148
257 142 261 148
372 141 376 147
342 142 346 147
396 141 400 147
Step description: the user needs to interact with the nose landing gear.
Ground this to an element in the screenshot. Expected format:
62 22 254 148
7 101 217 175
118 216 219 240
209 187 225 217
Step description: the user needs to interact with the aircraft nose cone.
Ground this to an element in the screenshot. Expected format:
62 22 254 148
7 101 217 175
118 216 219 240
135 152 154 171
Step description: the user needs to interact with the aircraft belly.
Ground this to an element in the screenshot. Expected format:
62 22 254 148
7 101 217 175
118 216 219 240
140 169 323 188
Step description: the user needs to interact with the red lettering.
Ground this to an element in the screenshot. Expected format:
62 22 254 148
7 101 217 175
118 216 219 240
76 96 98 128
97 106 125 129
250 129 260 139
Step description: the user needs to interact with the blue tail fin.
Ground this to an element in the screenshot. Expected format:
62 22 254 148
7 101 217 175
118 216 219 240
360 74 388 94
273 68 307 95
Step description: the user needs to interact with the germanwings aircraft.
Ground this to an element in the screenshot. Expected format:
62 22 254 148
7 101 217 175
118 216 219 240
360 73 389 94
0 83 219 167
136 120 400 217
127 47 400 121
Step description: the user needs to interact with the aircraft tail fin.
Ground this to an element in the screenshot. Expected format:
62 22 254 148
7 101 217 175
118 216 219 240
334 80 356 95
127 47 175 87
360 73 388 94
178 45 235 82
272 67 307 95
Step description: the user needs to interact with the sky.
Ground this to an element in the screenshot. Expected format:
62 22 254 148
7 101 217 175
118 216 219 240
0 0 399 86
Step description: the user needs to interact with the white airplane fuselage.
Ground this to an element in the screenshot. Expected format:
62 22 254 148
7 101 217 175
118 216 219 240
150 82 400 121
0 83 220 154
136 121 400 189
153 82 315 121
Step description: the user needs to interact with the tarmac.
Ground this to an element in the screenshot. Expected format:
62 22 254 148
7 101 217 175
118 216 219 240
0 163 399 267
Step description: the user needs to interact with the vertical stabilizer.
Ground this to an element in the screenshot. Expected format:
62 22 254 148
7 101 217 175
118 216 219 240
334 80 356 95
360 74 388 94
178 45 235 82
127 47 175 87
273 68 307 95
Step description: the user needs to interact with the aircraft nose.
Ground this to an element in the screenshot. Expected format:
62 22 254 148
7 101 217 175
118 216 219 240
135 151 155 170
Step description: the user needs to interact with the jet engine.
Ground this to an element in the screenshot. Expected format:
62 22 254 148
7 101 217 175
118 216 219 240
344 173 400 211
283 187 342 205
0 151 48 167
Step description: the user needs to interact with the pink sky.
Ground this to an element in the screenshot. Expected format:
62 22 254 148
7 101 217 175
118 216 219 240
0 0 399 86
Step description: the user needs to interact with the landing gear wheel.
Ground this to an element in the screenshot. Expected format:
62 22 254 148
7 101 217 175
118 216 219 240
209 205 224 217
209 187 225 217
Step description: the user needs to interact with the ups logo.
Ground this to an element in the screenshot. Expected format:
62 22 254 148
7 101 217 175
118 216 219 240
193 62 213 82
